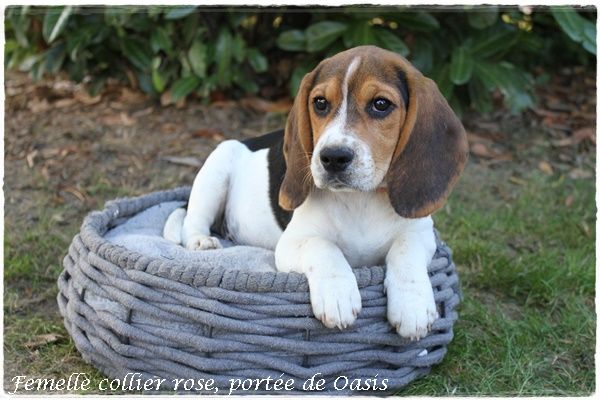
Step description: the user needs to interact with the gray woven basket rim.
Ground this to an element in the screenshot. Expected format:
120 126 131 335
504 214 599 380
78 186 453 294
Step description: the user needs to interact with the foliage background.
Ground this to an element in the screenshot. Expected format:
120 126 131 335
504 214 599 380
5 5 597 114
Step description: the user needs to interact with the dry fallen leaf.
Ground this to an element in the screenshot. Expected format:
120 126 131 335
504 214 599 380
119 87 147 104
579 221 591 237
25 333 64 349
240 97 293 113
470 143 493 158
28 98 51 113
573 127 596 145
553 127 596 147
53 98 77 108
100 112 136 126
569 168 593 179
160 156 202 167
132 106 154 118
26 150 38 168
565 195 574 208
538 161 554 175
160 90 173 106
62 186 88 203
160 122 181 134
74 89 102 105
509 176 527 185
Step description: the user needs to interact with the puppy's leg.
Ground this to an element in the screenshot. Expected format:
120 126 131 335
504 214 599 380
182 140 241 251
163 207 187 244
385 220 438 340
276 235 362 329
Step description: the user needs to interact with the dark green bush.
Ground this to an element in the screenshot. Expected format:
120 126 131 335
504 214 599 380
4 6 596 113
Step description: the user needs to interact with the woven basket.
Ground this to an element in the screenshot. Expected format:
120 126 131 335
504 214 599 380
57 187 461 394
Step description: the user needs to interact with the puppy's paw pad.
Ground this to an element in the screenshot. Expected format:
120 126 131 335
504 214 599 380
185 235 222 251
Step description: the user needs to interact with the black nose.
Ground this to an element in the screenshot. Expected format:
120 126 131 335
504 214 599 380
320 147 354 172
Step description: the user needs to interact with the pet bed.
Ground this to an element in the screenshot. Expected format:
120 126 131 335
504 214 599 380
57 187 461 394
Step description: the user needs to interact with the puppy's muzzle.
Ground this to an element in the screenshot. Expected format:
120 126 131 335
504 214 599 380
320 146 355 173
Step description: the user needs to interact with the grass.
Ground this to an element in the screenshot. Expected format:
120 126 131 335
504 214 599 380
400 166 595 395
3 162 595 395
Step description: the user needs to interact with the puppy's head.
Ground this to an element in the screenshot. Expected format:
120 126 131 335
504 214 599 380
279 45 468 218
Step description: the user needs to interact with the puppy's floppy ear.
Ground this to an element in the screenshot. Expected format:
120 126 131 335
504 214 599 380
386 57 469 218
279 70 317 210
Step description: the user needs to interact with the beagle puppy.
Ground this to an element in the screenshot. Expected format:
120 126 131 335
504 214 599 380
164 45 468 340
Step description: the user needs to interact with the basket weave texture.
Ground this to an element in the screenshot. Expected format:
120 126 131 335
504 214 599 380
57 187 461 394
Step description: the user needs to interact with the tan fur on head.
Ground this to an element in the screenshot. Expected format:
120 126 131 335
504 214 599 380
278 46 468 216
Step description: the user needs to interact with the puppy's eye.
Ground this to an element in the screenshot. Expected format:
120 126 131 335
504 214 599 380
372 98 392 112
367 97 395 118
313 97 329 115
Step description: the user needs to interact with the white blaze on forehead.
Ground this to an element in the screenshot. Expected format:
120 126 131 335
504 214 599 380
338 56 361 122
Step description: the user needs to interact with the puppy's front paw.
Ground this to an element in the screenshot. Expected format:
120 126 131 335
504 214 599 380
385 281 438 341
309 273 362 330
185 234 222 251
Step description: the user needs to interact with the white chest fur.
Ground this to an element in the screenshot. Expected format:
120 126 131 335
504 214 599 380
285 189 433 267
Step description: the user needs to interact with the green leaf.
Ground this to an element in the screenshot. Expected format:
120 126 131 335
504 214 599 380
551 7 584 42
152 68 167 93
65 28 92 61
164 7 197 20
449 47 474 85
506 90 534 113
43 6 73 43
448 94 464 118
215 28 233 87
181 13 201 47
170 75 201 101
289 62 317 97
583 19 596 44
582 39 596 55
44 41 67 73
467 8 498 29
306 21 347 53
343 20 376 48
89 77 107 96
232 34 246 63
391 12 439 32
233 69 259 93
473 62 533 113
410 38 433 73
136 72 156 95
468 78 493 113
4 39 18 54
276 30 306 52
121 37 153 72
151 27 172 54
374 28 409 56
433 64 453 99
470 27 518 58
247 48 268 73
188 40 208 78
8 7 30 47
104 7 130 28
582 19 597 55
178 51 192 77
